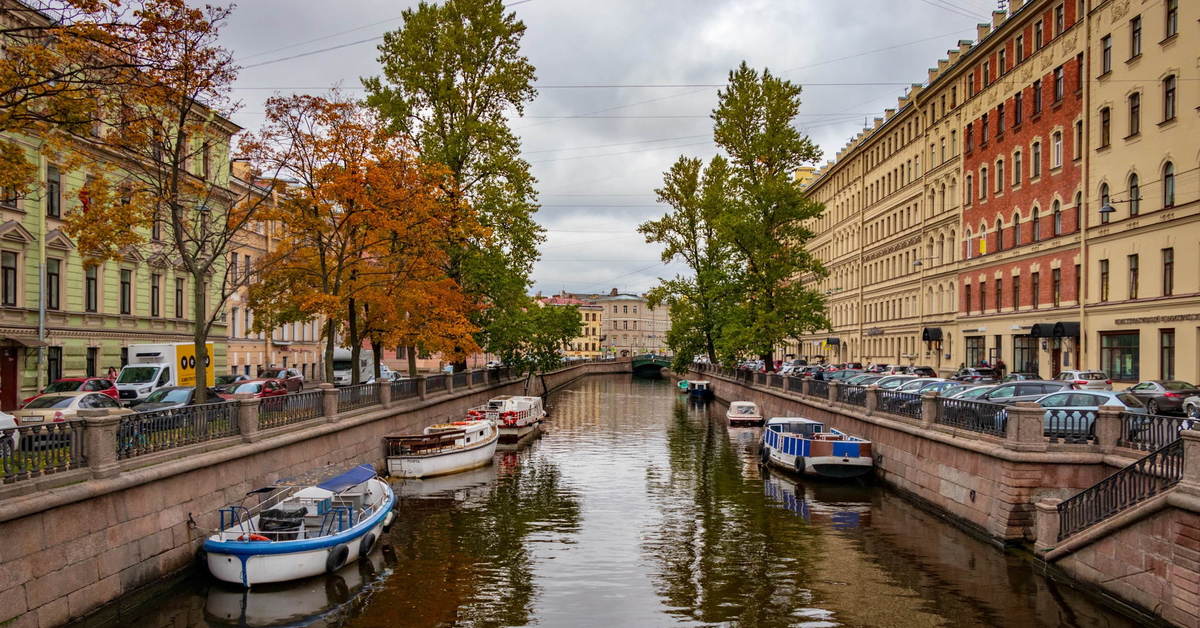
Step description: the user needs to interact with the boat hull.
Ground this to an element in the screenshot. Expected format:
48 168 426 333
727 415 763 427
499 423 539 443
761 429 874 480
764 447 874 479
387 436 498 479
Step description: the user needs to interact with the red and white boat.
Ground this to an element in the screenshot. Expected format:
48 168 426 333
467 395 546 443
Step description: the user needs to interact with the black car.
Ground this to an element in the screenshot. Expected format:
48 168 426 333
953 367 1000 384
912 366 937 377
1125 380 1200 415
976 380 1076 404
132 386 226 412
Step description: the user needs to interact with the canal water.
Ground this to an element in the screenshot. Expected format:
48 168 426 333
106 375 1138 627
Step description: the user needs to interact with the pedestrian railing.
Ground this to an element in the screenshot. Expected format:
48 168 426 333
769 374 783 388
260 391 324 429
837 384 867 407
1057 438 1183 541
879 390 923 419
426 374 447 393
117 402 237 460
472 370 485 385
936 398 1007 437
453 371 469 388
337 383 380 413
1 421 86 483
391 378 418 400
755 373 766 385
1044 409 1097 445
787 377 803 393
809 379 829 398
1118 412 1193 452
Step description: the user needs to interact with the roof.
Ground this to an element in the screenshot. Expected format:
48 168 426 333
766 417 822 425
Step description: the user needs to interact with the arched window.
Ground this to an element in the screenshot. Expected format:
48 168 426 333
1163 162 1175 207
1032 207 1041 241
1052 200 1062 235
1100 183 1111 224
965 228 973 259
966 174 973 204
938 233 946 262
1128 173 1140 215
995 218 1004 250
949 230 956 260
1012 212 1022 246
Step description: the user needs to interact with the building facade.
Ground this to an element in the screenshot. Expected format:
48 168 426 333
538 295 603 357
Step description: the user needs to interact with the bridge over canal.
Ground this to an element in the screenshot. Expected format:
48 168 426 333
631 354 672 378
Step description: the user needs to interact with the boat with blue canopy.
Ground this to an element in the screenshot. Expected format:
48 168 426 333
202 463 395 587
760 417 874 479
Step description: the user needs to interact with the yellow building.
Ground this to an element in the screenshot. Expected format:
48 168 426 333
538 295 603 357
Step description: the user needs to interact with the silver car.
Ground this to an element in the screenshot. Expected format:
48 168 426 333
946 384 999 400
1054 370 1113 391
896 378 943 392
876 375 918 390
1035 390 1147 440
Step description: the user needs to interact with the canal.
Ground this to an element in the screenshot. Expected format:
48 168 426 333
104 375 1138 627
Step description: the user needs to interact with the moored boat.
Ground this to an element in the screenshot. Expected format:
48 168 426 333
687 380 714 400
384 419 498 479
203 464 395 587
760 417 873 479
468 395 545 443
726 400 763 426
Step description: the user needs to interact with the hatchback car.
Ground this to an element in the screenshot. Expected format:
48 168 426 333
259 368 304 392
1035 390 1147 440
1123 380 1200 415
12 392 122 425
1054 370 1113 391
846 374 883 386
954 367 999 384
978 380 1076 404
875 375 918 390
132 386 225 411
826 369 863 382
21 377 117 407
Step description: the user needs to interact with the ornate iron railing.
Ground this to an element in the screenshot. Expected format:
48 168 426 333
837 384 868 406
769 374 783 388
1 421 86 483
337 383 380 413
809 379 830 399
1057 439 1184 541
755 372 766 385
453 371 469 388
259 391 323 429
879 390 923 419
1118 412 1191 452
426 374 447 392
117 402 237 460
936 398 1007 437
472 370 485 385
786 377 803 393
391 378 418 400
1043 408 1097 444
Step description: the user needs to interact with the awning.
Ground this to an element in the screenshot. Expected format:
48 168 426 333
1053 321 1081 337
316 464 377 493
2 336 47 348
825 337 840 345
1030 323 1057 338
921 327 943 342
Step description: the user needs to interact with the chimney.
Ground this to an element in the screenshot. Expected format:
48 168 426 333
976 23 990 41
992 10 1005 28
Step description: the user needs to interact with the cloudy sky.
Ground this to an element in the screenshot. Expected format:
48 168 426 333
220 0 995 296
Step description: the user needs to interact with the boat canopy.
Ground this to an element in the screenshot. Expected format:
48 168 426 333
274 463 376 493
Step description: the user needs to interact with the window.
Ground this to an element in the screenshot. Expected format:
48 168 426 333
1014 335 1038 372
981 113 989 143
966 284 972 313
1016 34 1025 62
120 269 132 315
1013 151 1022 186
46 258 60 310
951 130 957 155
230 254 237 284
1052 268 1062 307
1074 120 1083 160
1130 15 1141 58
1128 254 1139 299
1013 213 1022 246
997 103 1005 134
999 49 1007 74
47 346 61 383
996 160 1004 193
1051 132 1062 168
1014 91 1023 125
979 281 987 311
1101 35 1112 74
1031 272 1041 308
175 278 184 318
1163 162 1175 207
1 251 15 306
1100 259 1109 302
1101 332 1139 381
1013 275 1021 311
1100 183 1111 224
980 167 988 200
1163 75 1176 121
1128 173 1140 215
1163 248 1174 296
85 265 97 312
1054 66 1064 101
996 218 1004 250
151 218 161 241
1161 330 1176 380
0 184 17 210
1055 4 1064 34
1099 107 1111 147
1166 0 1178 38
966 123 974 153
1033 207 1041 241
1033 79 1043 113
1031 141 1042 178
1128 92 1140 135
150 273 161 317
995 278 1003 311
47 166 60 218
965 175 973 205
201 142 211 180
1035 21 1044 49
86 347 98 378
983 61 991 86
1052 201 1062 235
966 336 985 366
1076 53 1084 92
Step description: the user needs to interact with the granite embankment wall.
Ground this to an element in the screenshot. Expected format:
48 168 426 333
0 360 629 628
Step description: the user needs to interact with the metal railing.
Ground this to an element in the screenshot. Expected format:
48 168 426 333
809 379 829 398
936 398 1007 437
755 373 766 385
1044 409 1097 445
879 390 923 419
1119 412 1192 452
426 374 447 392
786 377 803 393
391 378 418 400
1 421 86 483
117 402 237 460
1057 438 1184 541
837 384 867 407
259 391 323 429
472 370 485 385
769 374 783 388
453 371 469 388
337 383 380 413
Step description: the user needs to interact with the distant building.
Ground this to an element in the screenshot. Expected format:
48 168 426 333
552 289 670 357
538 295 603 357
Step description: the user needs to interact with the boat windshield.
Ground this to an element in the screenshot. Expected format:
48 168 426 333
770 421 824 437
732 405 757 415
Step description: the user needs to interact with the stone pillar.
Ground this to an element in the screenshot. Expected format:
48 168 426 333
446 371 455 395
1005 402 1047 452
466 370 475 390
1034 497 1063 553
320 383 339 422
920 391 940 428
417 375 428 401
79 409 120 479
1181 430 1200 490
865 385 880 415
800 378 812 397
378 380 392 409
1094 405 1123 452
828 380 840 404
235 394 260 442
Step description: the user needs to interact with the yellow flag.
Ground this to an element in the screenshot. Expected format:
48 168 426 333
979 237 987 255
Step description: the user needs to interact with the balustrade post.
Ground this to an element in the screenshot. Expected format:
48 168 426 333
235 394 261 442
800 378 812 397
1005 402 1047 452
79 409 121 479
320 383 339 422
865 385 880 415
1180 430 1200 492
1034 498 1063 553
417 375 428 401
446 370 455 395
920 392 940 428
828 380 840 404
378 380 392 409
1093 405 1123 452
466 370 475 390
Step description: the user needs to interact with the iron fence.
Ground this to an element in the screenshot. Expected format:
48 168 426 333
787 377 803 393
472 370 485 385
453 371 469 388
426 374 447 393
769 374 783 388
337 383 380 413
391 378 418 400
1043 409 1097 445
879 390 923 419
1057 439 1183 541
259 391 323 429
809 379 829 398
1119 412 1192 452
936 398 1007 437
755 373 766 385
1 421 86 483
837 384 867 407
117 402 237 460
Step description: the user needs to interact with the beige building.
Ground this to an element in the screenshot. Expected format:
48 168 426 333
538 295 603 357
556 289 670 357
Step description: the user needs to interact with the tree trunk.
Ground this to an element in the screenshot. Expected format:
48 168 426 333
759 351 774 372
323 320 336 383
406 345 417 377
348 298 360 385
371 338 382 380
191 273 210 403
705 332 717 363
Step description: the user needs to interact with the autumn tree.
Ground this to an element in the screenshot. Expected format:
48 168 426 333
364 0 543 369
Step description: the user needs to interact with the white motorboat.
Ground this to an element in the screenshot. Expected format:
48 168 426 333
468 395 546 443
384 419 498 479
726 401 763 426
203 464 395 587
760 417 874 479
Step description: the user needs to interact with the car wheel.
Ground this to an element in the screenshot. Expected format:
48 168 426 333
1148 400 1160 416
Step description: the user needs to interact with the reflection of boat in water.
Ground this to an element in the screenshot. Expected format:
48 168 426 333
762 469 872 529
393 462 498 499
205 548 388 626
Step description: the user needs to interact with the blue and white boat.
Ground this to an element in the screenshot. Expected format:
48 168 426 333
687 380 714 400
203 464 396 587
760 417 874 479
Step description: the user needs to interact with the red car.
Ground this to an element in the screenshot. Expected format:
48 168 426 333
21 377 118 407
216 378 289 400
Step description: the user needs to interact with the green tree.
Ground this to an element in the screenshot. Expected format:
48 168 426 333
363 0 543 367
487 301 582 395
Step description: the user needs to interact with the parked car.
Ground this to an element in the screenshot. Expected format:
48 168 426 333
1054 370 1113 391
843 362 864 370
796 366 825 378
0 409 18 456
258 367 304 392
1035 390 1148 440
21 377 117 407
11 392 123 442
1123 380 1200 415
977 380 1076 404
875 375 918 390
826 369 863 382
880 365 913 375
132 386 225 412
215 373 251 387
920 380 967 395
953 367 999 384
946 384 999 400
216 379 289 400
896 378 943 392
846 374 883 386
1002 372 1041 382
911 366 938 377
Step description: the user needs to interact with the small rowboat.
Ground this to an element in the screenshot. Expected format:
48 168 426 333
384 419 498 479
760 417 874 479
203 464 395 587
726 401 763 426
467 395 546 443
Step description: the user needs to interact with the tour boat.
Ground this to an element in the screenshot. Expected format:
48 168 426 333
384 419 498 479
726 401 763 426
687 380 714 400
760 417 874 479
203 464 396 587
467 395 546 443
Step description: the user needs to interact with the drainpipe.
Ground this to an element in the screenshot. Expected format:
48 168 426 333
1077 4 1092 371
36 151 46 389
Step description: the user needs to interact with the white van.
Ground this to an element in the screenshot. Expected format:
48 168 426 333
332 348 374 386
116 342 215 403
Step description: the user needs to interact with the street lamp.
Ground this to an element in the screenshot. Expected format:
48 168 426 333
912 256 938 269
